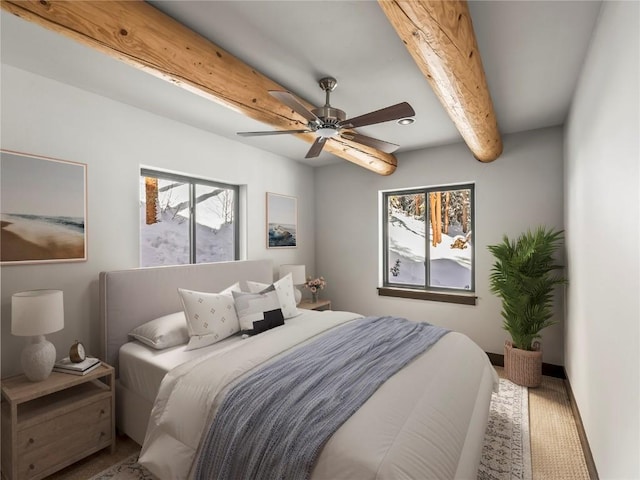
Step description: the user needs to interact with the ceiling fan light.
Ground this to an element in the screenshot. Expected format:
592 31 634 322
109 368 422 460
397 117 415 125
317 127 338 138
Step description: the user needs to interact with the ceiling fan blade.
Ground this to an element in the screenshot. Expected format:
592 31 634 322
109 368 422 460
339 102 415 129
340 132 400 154
269 91 320 123
237 129 310 137
305 137 327 158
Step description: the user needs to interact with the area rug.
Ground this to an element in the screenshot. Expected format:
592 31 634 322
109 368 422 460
478 378 532 480
87 454 153 480
90 378 530 480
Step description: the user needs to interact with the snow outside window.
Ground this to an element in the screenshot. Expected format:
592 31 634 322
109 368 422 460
383 184 474 293
140 170 239 267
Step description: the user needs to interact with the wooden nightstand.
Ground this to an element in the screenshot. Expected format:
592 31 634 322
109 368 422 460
299 299 332 311
1 362 115 480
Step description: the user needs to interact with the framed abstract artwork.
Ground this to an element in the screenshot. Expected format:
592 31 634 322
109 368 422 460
266 192 297 248
1 150 87 264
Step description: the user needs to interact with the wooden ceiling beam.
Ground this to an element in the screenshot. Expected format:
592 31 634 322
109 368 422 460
2 0 397 175
379 0 503 162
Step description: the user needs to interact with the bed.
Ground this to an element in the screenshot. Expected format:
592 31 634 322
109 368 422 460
100 259 498 480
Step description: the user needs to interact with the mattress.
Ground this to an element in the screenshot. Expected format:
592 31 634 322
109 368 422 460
119 335 243 403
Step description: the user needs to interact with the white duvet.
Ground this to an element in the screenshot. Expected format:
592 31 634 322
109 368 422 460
139 312 498 479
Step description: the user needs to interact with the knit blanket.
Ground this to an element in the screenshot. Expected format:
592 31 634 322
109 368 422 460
193 316 449 480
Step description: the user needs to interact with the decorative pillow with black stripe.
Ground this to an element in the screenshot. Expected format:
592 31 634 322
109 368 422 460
246 273 300 319
232 287 285 335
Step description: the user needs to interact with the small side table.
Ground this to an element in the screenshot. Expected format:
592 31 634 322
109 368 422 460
299 298 332 311
1 362 115 480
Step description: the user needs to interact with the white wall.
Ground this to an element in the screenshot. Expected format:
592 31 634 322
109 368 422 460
0 65 316 377
315 127 565 364
564 1 639 478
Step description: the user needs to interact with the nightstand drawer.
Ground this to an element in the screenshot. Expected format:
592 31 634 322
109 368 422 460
17 396 111 448
17 398 111 479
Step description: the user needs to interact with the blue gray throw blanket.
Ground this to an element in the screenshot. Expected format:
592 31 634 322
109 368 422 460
193 316 449 480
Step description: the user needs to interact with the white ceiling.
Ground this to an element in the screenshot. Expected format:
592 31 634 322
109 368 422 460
1 1 601 167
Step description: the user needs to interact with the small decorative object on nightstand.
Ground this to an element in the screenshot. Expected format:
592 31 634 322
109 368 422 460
299 298 332 312
303 276 326 304
69 340 86 363
0 362 115 479
53 356 101 376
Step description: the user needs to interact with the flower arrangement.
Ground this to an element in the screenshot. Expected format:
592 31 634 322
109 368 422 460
304 276 326 294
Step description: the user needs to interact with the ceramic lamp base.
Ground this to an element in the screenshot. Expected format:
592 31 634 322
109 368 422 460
294 288 302 305
21 335 56 382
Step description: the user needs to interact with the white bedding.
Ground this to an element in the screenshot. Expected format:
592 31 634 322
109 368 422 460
118 309 332 403
136 311 498 480
116 309 339 444
119 334 245 403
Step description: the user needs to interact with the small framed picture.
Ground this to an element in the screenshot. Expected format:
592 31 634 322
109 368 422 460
266 192 297 248
1 150 87 264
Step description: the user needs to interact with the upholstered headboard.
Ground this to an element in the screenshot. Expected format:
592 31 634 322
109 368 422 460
99 259 273 372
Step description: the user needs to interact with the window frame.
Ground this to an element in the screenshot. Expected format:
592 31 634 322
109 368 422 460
381 183 476 304
140 168 240 265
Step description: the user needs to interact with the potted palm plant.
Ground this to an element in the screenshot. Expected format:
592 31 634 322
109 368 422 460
488 226 567 387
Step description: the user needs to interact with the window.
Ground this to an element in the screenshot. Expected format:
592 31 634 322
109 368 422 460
140 169 239 267
381 184 475 303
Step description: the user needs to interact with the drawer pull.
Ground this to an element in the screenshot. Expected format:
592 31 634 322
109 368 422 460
28 438 35 445
29 464 35 470
100 409 105 415
100 431 105 438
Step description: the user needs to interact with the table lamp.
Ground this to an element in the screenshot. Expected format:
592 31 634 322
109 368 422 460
279 264 306 305
11 290 64 382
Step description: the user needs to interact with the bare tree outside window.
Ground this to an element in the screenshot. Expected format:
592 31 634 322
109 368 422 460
140 170 239 266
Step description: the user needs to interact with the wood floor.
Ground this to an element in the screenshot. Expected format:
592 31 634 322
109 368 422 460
47 367 592 479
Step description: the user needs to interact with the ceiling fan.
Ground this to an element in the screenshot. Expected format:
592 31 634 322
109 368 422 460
237 77 416 159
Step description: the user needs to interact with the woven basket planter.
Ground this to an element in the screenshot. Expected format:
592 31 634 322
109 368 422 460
504 340 542 387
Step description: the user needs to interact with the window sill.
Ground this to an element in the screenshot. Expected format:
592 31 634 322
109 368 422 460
377 287 477 306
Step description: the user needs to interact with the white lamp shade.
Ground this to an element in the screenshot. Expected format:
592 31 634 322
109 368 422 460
12 290 64 336
279 264 306 285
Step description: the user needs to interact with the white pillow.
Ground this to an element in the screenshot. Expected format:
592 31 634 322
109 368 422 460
128 312 189 350
246 273 300 319
220 282 241 295
178 288 241 350
232 289 282 332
